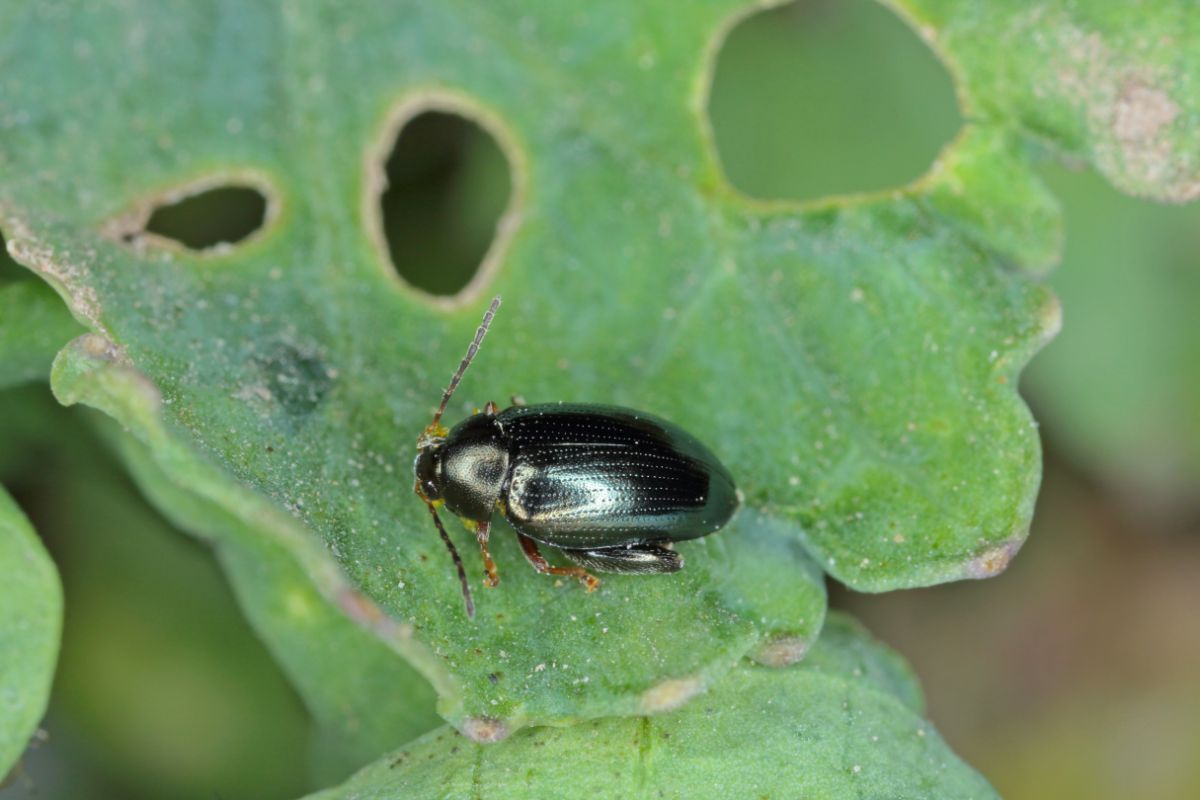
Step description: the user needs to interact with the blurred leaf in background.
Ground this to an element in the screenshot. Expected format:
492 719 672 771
0 477 60 787
0 237 25 283
0 234 81 387
1026 166 1200 507
0 385 311 800
837 453 1200 800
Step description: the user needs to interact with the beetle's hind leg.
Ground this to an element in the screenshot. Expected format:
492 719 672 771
559 543 683 575
516 534 600 591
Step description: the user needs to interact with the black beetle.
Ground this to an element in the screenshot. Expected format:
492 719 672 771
413 297 738 617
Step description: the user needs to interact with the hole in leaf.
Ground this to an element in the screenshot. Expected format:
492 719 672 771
708 0 961 201
379 111 512 297
142 185 268 250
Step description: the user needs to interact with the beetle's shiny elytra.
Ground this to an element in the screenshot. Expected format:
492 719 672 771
414 297 738 617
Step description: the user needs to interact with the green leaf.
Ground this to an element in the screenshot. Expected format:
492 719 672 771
49 330 827 739
3 5 1198 797
101 422 443 781
893 0 1200 203
12 0 1192 741
713 0 1199 493
307 612 996 800
0 485 61 777
51 344 441 777
30 0 1200 743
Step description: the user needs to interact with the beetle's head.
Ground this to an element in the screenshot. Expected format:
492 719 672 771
413 443 443 502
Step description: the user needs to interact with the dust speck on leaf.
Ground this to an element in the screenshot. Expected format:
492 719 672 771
640 675 704 714
751 635 810 668
964 537 1023 579
1037 292 1063 345
79 332 123 362
461 715 509 743
338 587 387 625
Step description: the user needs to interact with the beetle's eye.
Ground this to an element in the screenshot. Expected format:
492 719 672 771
413 447 444 501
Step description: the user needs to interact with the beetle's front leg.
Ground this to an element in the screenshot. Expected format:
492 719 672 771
516 533 600 591
463 519 499 587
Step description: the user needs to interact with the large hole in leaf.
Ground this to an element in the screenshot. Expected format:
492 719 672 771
142 185 268 250
379 111 512 297
708 0 961 201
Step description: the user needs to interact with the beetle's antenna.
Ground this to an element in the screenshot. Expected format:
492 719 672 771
429 295 501 432
421 495 475 618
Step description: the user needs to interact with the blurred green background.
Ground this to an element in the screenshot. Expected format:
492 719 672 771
3 0 1198 797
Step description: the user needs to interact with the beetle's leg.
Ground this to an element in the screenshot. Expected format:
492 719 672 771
516 534 600 591
559 543 683 574
463 519 500 588
483 400 499 416
509 394 526 407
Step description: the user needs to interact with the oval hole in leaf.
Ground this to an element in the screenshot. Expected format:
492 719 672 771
379 111 512 297
707 0 961 202
142 185 268 250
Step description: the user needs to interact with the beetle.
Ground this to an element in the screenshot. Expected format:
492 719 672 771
413 296 738 617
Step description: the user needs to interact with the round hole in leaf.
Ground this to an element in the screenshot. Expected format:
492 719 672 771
143 185 269 250
379 111 513 297
707 0 961 202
